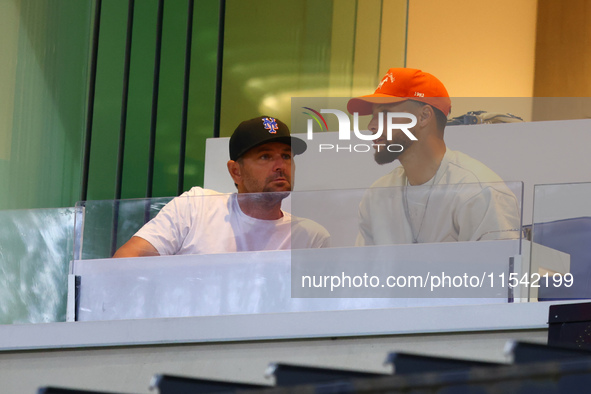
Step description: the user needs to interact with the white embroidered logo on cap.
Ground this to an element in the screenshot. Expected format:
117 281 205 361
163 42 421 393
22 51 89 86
377 72 395 90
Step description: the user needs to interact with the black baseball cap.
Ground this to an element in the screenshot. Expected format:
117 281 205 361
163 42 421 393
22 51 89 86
229 116 307 160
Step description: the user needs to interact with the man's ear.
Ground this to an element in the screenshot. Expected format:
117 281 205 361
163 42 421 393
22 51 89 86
418 104 433 126
227 160 242 185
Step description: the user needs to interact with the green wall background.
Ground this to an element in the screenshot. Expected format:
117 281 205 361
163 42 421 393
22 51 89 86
88 0 220 201
0 0 91 210
220 0 335 136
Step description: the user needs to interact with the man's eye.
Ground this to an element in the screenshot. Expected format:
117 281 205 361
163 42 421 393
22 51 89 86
282 154 292 160
260 154 270 160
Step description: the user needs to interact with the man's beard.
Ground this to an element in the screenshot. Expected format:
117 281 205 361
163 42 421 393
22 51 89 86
374 146 402 164
374 139 412 164
262 173 292 194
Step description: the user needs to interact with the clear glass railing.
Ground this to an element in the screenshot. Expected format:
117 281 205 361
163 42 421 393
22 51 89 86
74 196 174 260
70 183 523 321
0 207 76 324
75 183 523 257
530 182 591 301
0 183 524 324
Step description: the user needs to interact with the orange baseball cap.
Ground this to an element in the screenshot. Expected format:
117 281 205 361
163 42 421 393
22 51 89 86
347 68 452 116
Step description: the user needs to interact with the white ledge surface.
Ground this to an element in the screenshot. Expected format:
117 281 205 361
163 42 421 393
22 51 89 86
0 300 575 352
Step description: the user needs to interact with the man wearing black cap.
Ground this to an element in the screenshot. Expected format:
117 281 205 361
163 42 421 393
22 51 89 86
348 68 520 245
113 116 329 257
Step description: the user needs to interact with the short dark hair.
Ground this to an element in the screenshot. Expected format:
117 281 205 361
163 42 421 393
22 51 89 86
432 107 448 132
409 100 447 132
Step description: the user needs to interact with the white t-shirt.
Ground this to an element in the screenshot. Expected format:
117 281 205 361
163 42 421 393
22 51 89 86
135 187 330 255
356 149 521 245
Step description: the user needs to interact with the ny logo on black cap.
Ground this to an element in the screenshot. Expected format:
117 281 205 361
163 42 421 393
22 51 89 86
262 117 278 134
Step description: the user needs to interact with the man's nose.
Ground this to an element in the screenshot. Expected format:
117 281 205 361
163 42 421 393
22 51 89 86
367 115 383 142
367 115 380 134
273 157 288 172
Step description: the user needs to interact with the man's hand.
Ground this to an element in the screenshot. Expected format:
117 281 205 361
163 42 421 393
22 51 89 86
113 236 160 258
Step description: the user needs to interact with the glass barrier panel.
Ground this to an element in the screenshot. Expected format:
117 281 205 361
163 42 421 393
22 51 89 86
289 183 523 301
0 207 75 324
77 183 522 257
75 197 173 260
72 184 522 321
530 182 591 301
289 182 523 247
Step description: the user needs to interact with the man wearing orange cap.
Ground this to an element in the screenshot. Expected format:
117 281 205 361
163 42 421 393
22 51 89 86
348 68 520 245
